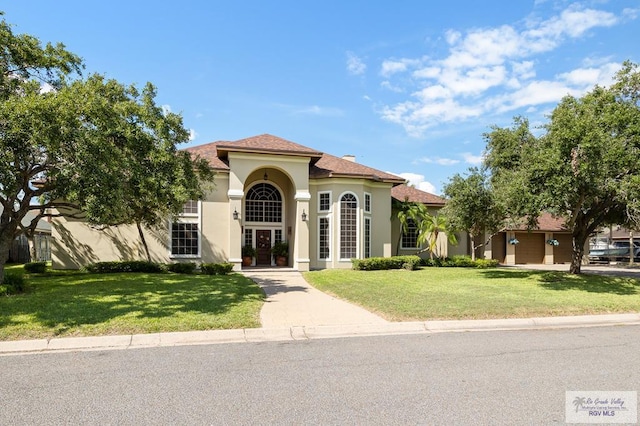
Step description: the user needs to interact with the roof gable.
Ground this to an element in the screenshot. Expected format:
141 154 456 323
186 134 405 183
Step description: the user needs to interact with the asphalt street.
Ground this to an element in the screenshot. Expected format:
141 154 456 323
1 325 639 425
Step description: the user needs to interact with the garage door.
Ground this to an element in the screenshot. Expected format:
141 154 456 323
515 232 545 264
553 234 573 264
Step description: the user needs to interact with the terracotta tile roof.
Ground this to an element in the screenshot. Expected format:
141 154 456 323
186 134 405 183
508 212 568 232
391 184 445 206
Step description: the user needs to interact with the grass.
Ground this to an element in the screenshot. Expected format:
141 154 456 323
303 267 640 321
0 264 264 341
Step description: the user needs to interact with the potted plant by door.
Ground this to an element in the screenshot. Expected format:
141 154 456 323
241 245 256 267
270 241 289 267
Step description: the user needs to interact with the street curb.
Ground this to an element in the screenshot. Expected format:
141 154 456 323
1 313 639 356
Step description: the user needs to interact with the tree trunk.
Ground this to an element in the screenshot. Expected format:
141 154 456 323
136 221 151 262
0 236 12 285
570 232 587 274
469 233 476 261
27 234 37 262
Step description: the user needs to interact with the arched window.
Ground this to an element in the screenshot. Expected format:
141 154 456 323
245 183 282 222
340 193 357 259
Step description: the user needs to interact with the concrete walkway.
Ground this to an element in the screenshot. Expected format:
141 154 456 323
241 268 388 327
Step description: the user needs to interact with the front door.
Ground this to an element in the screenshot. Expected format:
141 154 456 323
256 230 271 266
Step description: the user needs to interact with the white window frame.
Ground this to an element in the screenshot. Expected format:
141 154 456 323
338 191 359 261
169 200 202 258
364 192 371 214
364 216 371 258
318 191 332 213
318 215 332 261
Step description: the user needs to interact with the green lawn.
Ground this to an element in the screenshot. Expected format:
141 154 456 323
0 265 264 341
303 267 640 321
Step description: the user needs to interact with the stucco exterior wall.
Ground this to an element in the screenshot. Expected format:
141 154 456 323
52 177 230 269
308 179 393 269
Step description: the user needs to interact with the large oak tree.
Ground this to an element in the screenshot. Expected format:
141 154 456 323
0 14 213 282
484 62 640 274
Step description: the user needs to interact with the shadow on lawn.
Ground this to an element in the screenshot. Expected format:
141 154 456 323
0 273 264 334
479 268 640 295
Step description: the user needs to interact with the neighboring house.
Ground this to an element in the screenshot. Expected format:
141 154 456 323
0 208 52 263
52 134 417 270
482 213 576 265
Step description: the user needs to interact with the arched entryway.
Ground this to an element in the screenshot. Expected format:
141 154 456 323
243 181 286 266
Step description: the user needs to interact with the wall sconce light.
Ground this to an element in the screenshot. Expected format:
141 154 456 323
301 209 307 221
263 170 268 180
233 208 239 220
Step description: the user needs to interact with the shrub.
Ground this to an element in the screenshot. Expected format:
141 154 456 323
474 258 500 269
85 261 165 274
450 255 475 268
1 272 29 295
24 262 47 274
422 257 443 267
352 255 421 271
421 256 499 269
167 262 197 274
201 262 235 275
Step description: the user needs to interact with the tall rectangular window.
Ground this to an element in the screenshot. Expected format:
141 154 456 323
340 193 357 259
364 193 371 213
171 200 200 257
275 229 283 243
319 217 330 260
244 229 253 247
364 217 371 258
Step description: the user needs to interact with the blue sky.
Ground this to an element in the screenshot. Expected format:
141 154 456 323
4 1 639 194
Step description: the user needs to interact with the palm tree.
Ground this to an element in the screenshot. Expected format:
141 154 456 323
417 214 457 259
393 198 428 255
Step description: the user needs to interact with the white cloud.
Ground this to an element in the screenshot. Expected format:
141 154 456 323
380 80 404 93
39 83 55 94
392 172 437 194
558 62 620 88
188 129 198 141
418 157 460 166
375 3 634 137
292 105 345 117
346 52 366 75
461 152 483 165
381 60 409 77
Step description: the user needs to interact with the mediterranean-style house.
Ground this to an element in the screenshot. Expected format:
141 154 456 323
52 134 462 270
50 134 578 269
